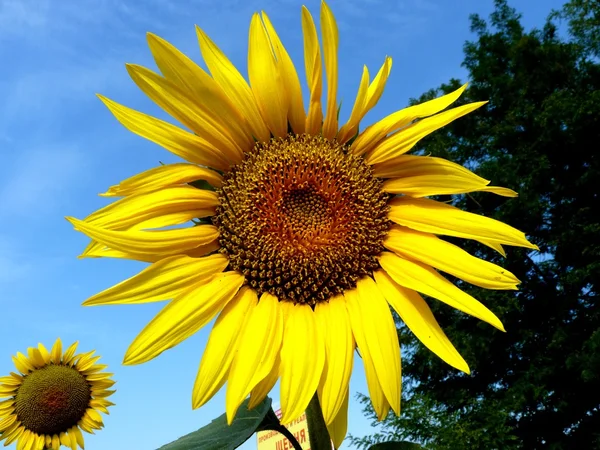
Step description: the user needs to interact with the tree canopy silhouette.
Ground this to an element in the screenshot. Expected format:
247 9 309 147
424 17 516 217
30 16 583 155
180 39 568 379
351 0 600 448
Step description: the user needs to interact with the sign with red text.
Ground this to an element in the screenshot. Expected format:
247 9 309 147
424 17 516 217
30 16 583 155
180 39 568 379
256 409 312 450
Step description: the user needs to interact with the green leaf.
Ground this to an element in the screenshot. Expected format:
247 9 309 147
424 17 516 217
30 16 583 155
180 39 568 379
157 397 272 450
188 179 216 191
369 442 426 450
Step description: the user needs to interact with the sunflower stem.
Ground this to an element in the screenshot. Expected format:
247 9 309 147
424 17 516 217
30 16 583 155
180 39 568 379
271 423 304 450
306 393 331 449
257 407 303 450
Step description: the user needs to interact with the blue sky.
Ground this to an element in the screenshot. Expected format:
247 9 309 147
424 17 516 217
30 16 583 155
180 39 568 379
0 0 564 448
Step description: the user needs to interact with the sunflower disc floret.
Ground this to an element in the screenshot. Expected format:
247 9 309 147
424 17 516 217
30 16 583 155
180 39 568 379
214 134 391 305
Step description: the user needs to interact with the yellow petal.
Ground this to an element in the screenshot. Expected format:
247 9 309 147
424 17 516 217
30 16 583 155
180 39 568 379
52 435 60 450
0 375 21 386
379 155 493 197
180 240 221 258
59 432 70 447
35 434 45 450
83 254 228 306
196 26 271 142
85 234 217 263
344 289 390 420
51 338 62 364
374 155 485 180
0 414 17 432
248 13 287 137
82 363 108 375
351 83 468 156
89 398 115 409
478 186 518 197
226 292 283 424
77 350 92 367
315 294 354 425
364 57 393 115
302 6 323 135
67 430 78 450
384 225 520 289
261 12 306 134
85 186 219 230
338 56 392 144
378 251 505 331
192 287 257 409
126 64 244 163
320 1 339 140
27 348 45 368
86 372 113 383
12 353 34 374
279 303 325 425
2 422 24 446
0 385 17 397
17 429 31 450
337 65 369 143
374 270 469 373
326 387 349 449
146 33 254 152
101 163 223 197
81 217 219 262
349 277 401 414
67 217 219 260
78 418 93 434
63 341 79 365
477 238 507 257
91 389 116 398
37 343 51 365
248 352 280 410
98 95 230 171
366 102 487 165
88 378 115 390
388 196 538 249
85 409 104 425
33 432 44 450
72 426 84 449
89 399 110 414
75 352 100 371
123 272 244 365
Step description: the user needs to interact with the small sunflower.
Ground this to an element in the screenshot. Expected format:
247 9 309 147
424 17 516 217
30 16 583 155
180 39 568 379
67 1 536 446
0 339 115 450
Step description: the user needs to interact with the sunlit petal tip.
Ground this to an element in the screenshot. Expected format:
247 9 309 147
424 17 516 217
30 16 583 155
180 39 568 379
124 272 244 366
346 279 401 416
145 31 160 43
279 303 325 425
379 251 505 332
192 287 257 410
226 292 283 424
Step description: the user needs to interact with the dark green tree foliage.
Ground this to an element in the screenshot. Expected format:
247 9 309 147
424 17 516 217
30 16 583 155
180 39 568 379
350 0 600 448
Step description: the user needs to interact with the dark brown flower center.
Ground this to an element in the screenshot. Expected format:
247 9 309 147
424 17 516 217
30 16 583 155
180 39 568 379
15 364 91 435
214 134 390 305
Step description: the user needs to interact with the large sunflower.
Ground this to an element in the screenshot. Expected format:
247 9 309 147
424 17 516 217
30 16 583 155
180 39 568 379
0 339 115 450
67 1 536 445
